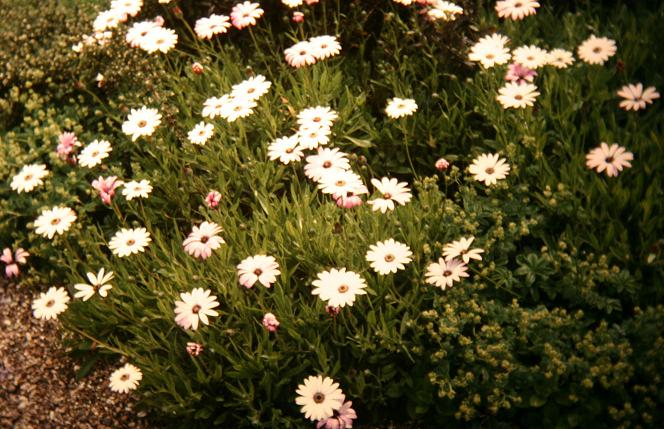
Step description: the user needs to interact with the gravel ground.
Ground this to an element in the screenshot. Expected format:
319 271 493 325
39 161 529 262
0 282 151 429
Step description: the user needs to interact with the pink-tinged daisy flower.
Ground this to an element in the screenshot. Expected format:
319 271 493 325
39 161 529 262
285 41 317 68
93 9 125 32
365 239 413 275
34 206 77 239
205 190 222 208
231 75 272 101
183 221 225 259
92 176 123 205
495 0 539 20
435 158 450 171
295 376 345 421
57 132 80 162
1 247 29 279
617 83 660 111
309 35 341 60
109 363 142 393
304 148 350 182
316 395 358 429
496 82 540 109
297 106 338 129
195 14 231 40
468 153 510 186
122 107 162 141
367 177 412 213
512 45 549 69
425 258 469 290
231 1 264 29
32 286 70 320
10 164 49 194
312 268 367 308
318 170 368 200
174 288 220 330
335 192 364 209
577 35 616 65
237 255 281 288
468 33 511 68
262 312 280 332
585 143 633 177
547 48 575 68
126 20 161 48
268 135 303 164
292 11 305 23
443 236 484 263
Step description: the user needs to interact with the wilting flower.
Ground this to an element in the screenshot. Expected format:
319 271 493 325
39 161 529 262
316 395 358 429
296 375 345 421
1 247 29 279
109 363 142 393
585 142 633 177
205 191 222 208
186 342 204 356
262 312 280 332
74 268 114 301
92 176 123 205
174 288 220 330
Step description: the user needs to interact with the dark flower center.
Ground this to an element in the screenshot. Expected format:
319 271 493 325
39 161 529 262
443 270 452 276
335 180 346 186
383 192 392 199
254 268 263 276
46 299 55 307
337 284 349 293
24 174 33 180
126 239 135 246
384 254 395 262
593 47 601 53
51 218 61 225
120 373 130 381
605 156 614 163
322 161 332 168
313 392 325 403
192 304 201 314
200 236 209 243
485 167 495 174
138 120 147 128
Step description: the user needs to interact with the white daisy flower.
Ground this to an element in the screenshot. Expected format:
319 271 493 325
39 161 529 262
109 227 151 257
10 164 49 193
188 122 215 145
109 363 142 393
577 35 616 65
236 255 281 288
296 123 331 150
74 268 114 301
547 48 575 68
174 288 220 330
585 142 633 177
427 1 464 21
304 147 350 182
365 239 413 275
268 135 303 164
122 107 162 141
195 14 231 40
295 375 345 421
231 75 272 101
385 97 418 119
367 177 412 213
311 268 367 308
496 82 540 109
202 95 233 119
122 180 152 200
297 106 338 129
110 0 143 17
220 97 257 122
140 26 178 54
318 170 368 199
284 41 318 68
443 236 484 263
617 83 660 111
425 258 469 290
468 33 511 68
182 221 225 260
495 0 539 20
308 35 342 60
79 139 112 168
34 206 77 239
512 45 549 69
468 153 510 185
93 9 124 32
126 20 160 48
32 286 70 320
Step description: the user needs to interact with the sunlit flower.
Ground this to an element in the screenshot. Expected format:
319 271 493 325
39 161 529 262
312 268 367 308
365 239 412 275
109 227 151 257
32 286 70 320
585 142 633 177
304 147 350 182
122 180 152 200
10 164 49 193
285 40 317 68
495 0 539 20
512 45 549 69
268 135 303 164
296 375 345 421
34 206 77 239
385 97 418 119
140 27 178 54
316 395 358 429
468 153 510 186
111 0 143 17
468 33 511 68
367 177 412 213
188 122 215 145
220 97 257 122
262 312 280 332
309 35 341 60
1 247 29 279
122 107 162 141
174 288 220 330
195 14 231 40
202 95 233 119
425 258 469 290
92 176 123 205
617 83 660 111
109 363 142 393
231 1 264 29
237 254 280 288
74 268 114 301
547 48 575 68
93 9 125 32
426 1 464 21
318 170 368 199
183 222 225 260
297 124 331 149
78 140 112 168
496 82 540 109
577 35 616 65
298 106 338 129
443 236 484 263
231 75 272 101
126 20 161 47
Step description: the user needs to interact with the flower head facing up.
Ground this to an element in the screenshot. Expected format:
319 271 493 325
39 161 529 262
262 312 280 332
309 35 341 60
231 1 264 29
385 97 418 119
295 375 345 421
126 20 161 47
577 35 617 65
231 75 272 102
205 190 222 208
57 132 80 162
496 82 540 109
139 27 178 54
443 236 484 264
318 170 368 200
285 40 318 68
109 227 151 257
468 33 511 68
183 222 225 260
74 268 114 301
316 395 358 429
268 135 303 164
505 63 537 84
547 48 574 68
426 1 464 22
174 288 220 330
109 363 142 393
10 164 49 194
366 239 413 275
368 177 412 213
1 247 29 279
237 255 280 288
305 148 350 182
312 268 367 308
495 0 539 20
34 206 77 239
425 257 469 290
188 122 214 145
122 179 152 200
79 139 112 168
512 45 549 69
585 143 633 177
617 83 660 111
122 107 162 141
32 287 70 320
195 14 231 40
468 153 510 186
92 176 123 205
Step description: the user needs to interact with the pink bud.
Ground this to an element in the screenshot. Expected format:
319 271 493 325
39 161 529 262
5 264 19 279
262 313 280 332
154 15 165 27
292 11 304 23
186 342 204 356
205 191 222 208
192 62 204 75
325 305 341 317
305 0 319 4
435 158 449 171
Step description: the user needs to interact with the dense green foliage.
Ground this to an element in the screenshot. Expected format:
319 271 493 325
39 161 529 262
1 0 663 427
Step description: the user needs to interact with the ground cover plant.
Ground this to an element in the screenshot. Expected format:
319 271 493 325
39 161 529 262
1 0 664 427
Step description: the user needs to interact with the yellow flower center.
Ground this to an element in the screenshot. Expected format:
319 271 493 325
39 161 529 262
337 284 349 293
